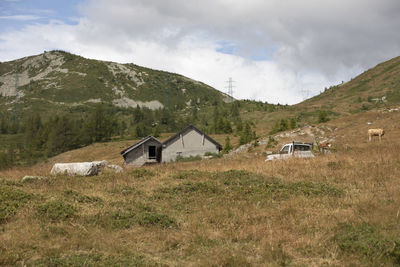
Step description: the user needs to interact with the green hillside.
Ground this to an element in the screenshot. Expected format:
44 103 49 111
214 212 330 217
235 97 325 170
1 52 399 169
0 50 232 118
297 56 400 113
0 51 281 168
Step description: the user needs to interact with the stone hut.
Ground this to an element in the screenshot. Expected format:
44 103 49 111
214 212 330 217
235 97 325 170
161 125 222 162
120 136 162 167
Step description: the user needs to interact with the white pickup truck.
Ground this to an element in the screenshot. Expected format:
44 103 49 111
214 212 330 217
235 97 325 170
265 142 315 161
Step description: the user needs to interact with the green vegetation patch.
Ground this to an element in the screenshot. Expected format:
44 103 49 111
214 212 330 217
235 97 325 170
213 170 342 199
171 169 211 180
387 88 400 103
34 252 152 267
161 170 343 201
213 170 266 186
63 190 104 204
175 155 202 162
334 222 400 264
0 185 32 224
285 182 343 197
161 181 220 195
91 203 176 230
127 168 156 179
37 200 77 222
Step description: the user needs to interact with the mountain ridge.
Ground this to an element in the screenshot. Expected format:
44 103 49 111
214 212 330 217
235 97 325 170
0 50 231 116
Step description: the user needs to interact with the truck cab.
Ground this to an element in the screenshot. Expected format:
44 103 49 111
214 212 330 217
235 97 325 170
265 142 315 161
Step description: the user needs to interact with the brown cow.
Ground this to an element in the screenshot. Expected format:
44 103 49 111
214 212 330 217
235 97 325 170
319 141 332 154
368 128 385 141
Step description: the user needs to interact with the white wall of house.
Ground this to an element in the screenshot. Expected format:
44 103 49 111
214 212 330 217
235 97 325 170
124 140 160 167
162 129 219 162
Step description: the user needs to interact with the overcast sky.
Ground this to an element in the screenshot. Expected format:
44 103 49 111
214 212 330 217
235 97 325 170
1 0 399 104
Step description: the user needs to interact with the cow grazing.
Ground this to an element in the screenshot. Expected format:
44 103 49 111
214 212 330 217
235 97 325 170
368 128 385 141
319 141 332 154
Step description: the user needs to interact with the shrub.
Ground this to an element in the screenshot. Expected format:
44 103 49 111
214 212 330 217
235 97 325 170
318 110 330 123
266 136 277 148
222 136 233 153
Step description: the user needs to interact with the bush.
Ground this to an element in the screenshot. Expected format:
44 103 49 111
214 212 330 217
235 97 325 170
318 110 330 123
222 136 232 154
266 136 277 148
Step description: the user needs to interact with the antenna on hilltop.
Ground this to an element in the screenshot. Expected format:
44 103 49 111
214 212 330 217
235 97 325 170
225 77 235 98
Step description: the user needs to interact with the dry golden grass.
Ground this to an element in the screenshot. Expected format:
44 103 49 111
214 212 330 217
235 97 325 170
1 110 400 266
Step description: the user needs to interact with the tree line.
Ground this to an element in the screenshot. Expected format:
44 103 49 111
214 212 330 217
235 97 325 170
0 100 262 170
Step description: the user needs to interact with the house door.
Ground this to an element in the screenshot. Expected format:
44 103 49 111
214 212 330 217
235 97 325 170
148 146 156 159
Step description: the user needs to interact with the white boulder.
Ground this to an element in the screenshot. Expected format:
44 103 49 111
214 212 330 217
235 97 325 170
50 162 99 176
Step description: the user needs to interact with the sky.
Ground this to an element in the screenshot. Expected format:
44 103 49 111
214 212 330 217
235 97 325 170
1 0 399 104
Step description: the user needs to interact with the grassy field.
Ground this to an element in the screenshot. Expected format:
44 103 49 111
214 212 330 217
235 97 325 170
1 110 400 266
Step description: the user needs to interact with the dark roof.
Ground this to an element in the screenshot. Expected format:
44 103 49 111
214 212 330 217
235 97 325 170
162 124 222 150
120 136 161 156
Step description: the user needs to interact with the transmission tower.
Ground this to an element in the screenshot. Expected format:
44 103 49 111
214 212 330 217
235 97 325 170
300 89 311 100
225 77 235 98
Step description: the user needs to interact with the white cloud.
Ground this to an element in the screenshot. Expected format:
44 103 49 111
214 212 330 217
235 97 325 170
0 15 41 20
1 0 399 104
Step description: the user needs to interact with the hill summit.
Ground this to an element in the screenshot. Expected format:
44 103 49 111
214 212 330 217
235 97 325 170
0 50 230 116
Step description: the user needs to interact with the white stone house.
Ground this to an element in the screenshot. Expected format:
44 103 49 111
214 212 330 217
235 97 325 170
161 125 222 162
121 125 222 166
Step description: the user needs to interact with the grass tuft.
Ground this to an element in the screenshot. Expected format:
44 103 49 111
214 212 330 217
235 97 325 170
34 252 151 267
0 185 32 224
90 203 176 230
334 222 400 264
37 200 77 222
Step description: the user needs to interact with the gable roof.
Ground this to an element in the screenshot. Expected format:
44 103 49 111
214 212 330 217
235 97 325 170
120 136 161 156
162 124 222 150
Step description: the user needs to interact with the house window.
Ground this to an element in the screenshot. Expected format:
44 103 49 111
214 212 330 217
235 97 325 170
148 146 156 159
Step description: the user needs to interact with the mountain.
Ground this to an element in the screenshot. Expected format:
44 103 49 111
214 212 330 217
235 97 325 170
0 50 231 117
296 56 400 113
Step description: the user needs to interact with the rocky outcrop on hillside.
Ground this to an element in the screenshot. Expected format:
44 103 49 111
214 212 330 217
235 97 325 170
0 50 226 114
